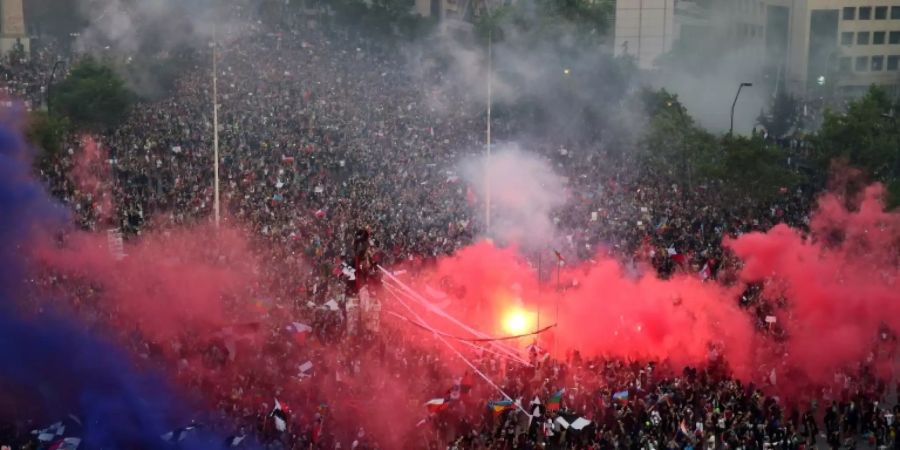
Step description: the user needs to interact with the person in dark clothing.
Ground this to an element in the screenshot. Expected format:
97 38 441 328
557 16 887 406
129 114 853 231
802 409 818 448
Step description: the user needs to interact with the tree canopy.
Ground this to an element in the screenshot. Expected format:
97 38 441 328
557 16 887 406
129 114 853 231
50 58 135 132
475 0 614 47
757 90 802 139
26 111 71 170
330 0 435 41
639 89 799 205
812 86 900 206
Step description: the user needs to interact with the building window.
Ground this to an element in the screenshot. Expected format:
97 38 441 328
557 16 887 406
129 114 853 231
841 32 855 45
872 55 885 71
888 55 900 71
843 7 856 20
891 31 900 44
875 6 887 19
859 6 872 20
892 6 900 19
840 57 853 71
857 31 871 45
874 31 886 44
856 56 869 71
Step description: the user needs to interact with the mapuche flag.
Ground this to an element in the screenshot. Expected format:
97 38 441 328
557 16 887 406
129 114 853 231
547 388 565 411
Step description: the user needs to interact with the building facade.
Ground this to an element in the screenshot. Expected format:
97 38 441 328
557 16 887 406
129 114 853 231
613 0 677 68
0 0 28 56
612 0 900 96
766 0 900 96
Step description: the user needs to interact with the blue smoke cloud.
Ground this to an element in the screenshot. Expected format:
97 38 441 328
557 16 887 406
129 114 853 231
0 109 246 448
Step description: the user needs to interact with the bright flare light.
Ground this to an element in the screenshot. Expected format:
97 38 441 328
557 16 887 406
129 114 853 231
502 308 537 335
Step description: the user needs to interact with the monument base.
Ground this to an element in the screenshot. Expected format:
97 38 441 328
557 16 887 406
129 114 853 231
0 37 29 57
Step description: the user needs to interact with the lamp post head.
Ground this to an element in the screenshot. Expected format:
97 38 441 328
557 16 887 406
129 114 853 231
741 82 753 87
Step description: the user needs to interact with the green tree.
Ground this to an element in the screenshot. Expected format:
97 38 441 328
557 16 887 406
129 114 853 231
757 90 802 139
475 0 614 47
639 89 800 204
639 89 718 188
26 111 71 169
331 0 433 41
50 58 135 131
812 86 900 206
699 136 799 203
474 6 511 44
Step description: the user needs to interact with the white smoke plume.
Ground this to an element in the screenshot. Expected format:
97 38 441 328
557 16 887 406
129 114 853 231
72 0 261 96
651 43 769 135
460 143 568 249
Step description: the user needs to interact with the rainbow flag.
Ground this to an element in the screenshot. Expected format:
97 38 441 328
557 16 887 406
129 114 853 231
547 388 565 411
488 399 514 415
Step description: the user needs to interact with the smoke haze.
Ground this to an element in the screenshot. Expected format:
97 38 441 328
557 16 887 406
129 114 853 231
460 144 568 248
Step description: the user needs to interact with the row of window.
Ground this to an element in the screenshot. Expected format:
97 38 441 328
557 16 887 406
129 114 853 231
842 6 900 21
841 30 900 45
840 55 900 72
734 0 765 16
734 23 765 38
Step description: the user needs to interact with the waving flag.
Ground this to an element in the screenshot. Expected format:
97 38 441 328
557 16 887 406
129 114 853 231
488 399 514 416
553 249 565 265
161 425 197 442
32 422 65 442
47 438 81 450
225 434 245 447
271 399 288 432
699 262 711 280
425 398 449 413
547 388 565 411
612 390 629 403
447 372 474 400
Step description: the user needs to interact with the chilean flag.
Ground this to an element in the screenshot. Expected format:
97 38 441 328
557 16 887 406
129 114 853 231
425 398 449 413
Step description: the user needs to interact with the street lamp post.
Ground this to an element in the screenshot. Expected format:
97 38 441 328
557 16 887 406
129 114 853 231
45 60 64 115
730 82 753 136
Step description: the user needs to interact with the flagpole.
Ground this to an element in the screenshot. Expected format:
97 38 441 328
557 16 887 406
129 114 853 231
555 249 561 359
212 22 221 229
485 28 492 234
536 250 541 337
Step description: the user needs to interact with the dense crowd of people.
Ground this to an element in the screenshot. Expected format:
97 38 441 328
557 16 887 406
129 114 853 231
1 5 898 450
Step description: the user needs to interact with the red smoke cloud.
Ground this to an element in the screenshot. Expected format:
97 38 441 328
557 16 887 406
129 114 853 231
70 135 114 222
33 224 258 341
394 242 755 378
726 184 900 388
393 183 899 397
28 222 452 447
22 170 899 441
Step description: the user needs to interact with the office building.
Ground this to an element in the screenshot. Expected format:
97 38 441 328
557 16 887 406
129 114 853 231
766 0 900 96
